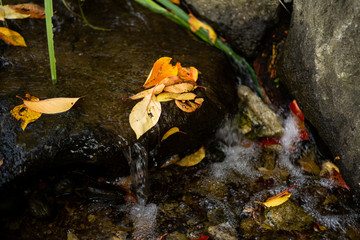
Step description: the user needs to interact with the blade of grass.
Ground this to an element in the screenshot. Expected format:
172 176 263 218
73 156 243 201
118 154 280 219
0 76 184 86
77 0 111 31
44 0 57 84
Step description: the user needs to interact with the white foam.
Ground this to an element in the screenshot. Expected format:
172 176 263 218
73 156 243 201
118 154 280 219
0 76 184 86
130 203 158 239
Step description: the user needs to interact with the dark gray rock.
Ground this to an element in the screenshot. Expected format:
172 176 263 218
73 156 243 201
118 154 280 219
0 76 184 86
186 0 280 58
0 0 238 186
278 0 360 195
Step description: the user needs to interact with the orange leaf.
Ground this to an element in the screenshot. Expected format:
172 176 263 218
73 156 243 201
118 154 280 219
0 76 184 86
188 13 217 44
128 84 165 100
0 5 30 20
8 3 45 19
290 100 304 121
17 96 81 114
169 0 180 5
160 76 184 86
321 161 350 190
255 186 297 208
176 62 198 82
175 98 203 113
0 27 26 47
163 82 196 93
143 57 178 88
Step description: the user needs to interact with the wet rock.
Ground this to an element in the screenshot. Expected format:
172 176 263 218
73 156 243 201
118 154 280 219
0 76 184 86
28 191 56 219
0 0 237 186
186 0 280 58
186 178 229 199
208 222 238 240
278 0 360 195
264 200 314 231
67 233 79 240
166 231 188 240
237 85 283 138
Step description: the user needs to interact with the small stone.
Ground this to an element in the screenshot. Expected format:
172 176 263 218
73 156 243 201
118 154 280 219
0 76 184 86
208 222 238 240
166 231 188 240
67 233 79 240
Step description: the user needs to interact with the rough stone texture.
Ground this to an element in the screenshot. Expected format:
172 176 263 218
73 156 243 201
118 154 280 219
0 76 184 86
208 222 238 240
278 0 360 194
186 0 280 58
0 0 238 186
237 85 283 137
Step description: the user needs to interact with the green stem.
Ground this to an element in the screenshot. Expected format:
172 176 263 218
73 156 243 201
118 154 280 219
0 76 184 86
44 0 57 84
78 0 111 31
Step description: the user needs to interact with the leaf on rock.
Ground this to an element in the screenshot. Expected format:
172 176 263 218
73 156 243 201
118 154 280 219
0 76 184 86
176 62 198 82
11 95 42 130
290 100 309 140
161 127 184 142
321 161 350 190
163 82 196 93
8 3 45 19
176 146 205 167
129 94 161 139
0 5 30 20
160 76 184 86
175 98 203 112
192 235 209 240
128 84 165 100
255 186 297 208
156 92 197 102
143 57 178 88
0 27 27 47
18 96 81 114
188 13 217 44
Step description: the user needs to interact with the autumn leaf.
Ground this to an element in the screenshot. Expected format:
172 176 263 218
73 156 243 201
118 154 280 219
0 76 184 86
0 157 3 167
160 155 180 168
163 82 196 93
321 161 350 190
192 236 209 240
0 5 30 21
156 92 197 102
128 84 165 100
176 146 206 167
176 62 198 82
175 98 204 112
169 0 180 5
17 96 81 114
188 13 217 44
161 127 186 142
8 3 45 19
129 94 161 139
255 186 297 208
11 94 42 130
160 76 184 86
289 100 309 140
0 27 27 47
143 57 178 88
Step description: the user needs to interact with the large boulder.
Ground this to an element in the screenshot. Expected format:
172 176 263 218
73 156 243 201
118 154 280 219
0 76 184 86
185 0 280 58
278 0 360 194
0 0 237 186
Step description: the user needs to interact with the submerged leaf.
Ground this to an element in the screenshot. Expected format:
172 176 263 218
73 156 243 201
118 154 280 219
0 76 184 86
8 3 45 19
0 27 27 47
255 186 297 208
129 94 161 139
188 13 217 44
18 96 81 114
0 5 30 20
176 146 206 167
143 57 178 88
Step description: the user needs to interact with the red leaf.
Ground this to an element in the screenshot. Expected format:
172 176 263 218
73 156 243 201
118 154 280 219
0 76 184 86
192 236 209 240
289 100 304 121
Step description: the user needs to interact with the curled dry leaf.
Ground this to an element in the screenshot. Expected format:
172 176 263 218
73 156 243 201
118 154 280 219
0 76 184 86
321 161 350 190
0 27 27 47
163 82 196 93
254 186 297 208
129 94 161 139
176 62 198 82
175 98 204 113
11 94 42 130
161 127 185 142
18 96 81 114
0 5 30 20
176 146 206 167
188 13 217 44
156 92 197 102
8 3 45 19
143 57 178 88
128 84 165 100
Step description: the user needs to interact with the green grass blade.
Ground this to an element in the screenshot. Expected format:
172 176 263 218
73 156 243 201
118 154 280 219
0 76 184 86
44 0 57 84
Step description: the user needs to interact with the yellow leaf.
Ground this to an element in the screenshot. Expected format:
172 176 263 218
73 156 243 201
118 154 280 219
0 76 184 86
176 62 199 82
0 5 30 20
156 92 197 102
163 82 196 93
188 13 217 44
176 146 206 167
160 76 184 86
175 98 204 113
8 3 45 19
161 127 181 142
129 84 165 100
129 94 161 139
254 187 296 207
11 104 42 131
143 57 178 88
0 27 27 47
17 96 81 114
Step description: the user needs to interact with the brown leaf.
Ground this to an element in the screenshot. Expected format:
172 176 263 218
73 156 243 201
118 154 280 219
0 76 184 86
0 27 27 47
17 96 81 114
163 82 196 93
175 98 203 113
160 76 184 86
143 57 178 88
8 3 45 19
0 5 30 20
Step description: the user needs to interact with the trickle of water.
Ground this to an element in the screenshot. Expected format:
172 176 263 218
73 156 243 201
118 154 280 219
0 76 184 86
130 203 158 240
123 142 149 205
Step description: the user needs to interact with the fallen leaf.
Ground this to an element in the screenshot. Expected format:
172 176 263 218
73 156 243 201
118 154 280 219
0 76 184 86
169 0 180 5
128 84 165 100
163 82 196 93
188 13 217 44
176 146 205 167
17 96 81 114
143 57 178 88
290 100 304 121
192 236 209 240
255 186 297 207
160 76 184 86
175 98 203 112
156 233 168 240
156 92 197 102
290 100 309 140
0 27 27 47
161 127 184 142
8 3 45 19
0 157 4 167
129 94 161 139
176 62 198 82
0 5 30 20
321 161 350 190
11 104 42 131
